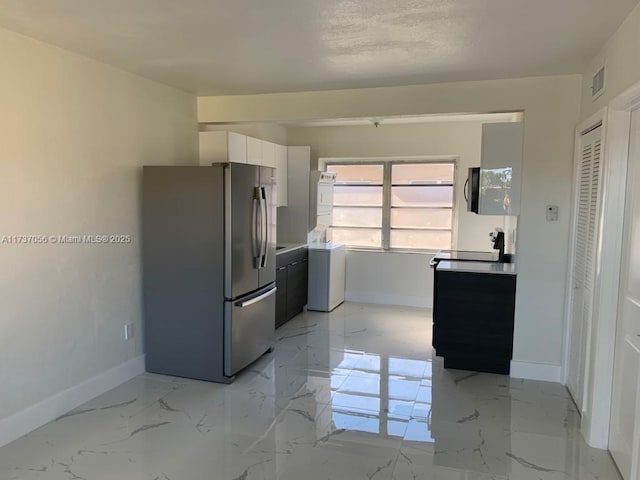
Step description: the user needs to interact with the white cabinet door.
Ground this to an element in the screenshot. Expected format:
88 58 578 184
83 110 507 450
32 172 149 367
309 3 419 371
227 132 247 164
275 143 288 207
247 136 262 166
198 131 247 165
479 122 524 215
283 146 311 242
261 141 276 168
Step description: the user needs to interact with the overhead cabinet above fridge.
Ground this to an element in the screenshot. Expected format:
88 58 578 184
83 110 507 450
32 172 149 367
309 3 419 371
198 130 288 206
467 122 524 215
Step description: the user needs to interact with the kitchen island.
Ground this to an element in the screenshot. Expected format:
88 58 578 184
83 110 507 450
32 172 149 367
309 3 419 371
432 259 517 375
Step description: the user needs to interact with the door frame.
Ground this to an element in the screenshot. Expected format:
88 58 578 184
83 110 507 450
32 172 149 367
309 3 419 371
575 79 640 449
562 109 605 411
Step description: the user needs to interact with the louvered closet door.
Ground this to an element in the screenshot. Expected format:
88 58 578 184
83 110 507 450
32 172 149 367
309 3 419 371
567 125 602 412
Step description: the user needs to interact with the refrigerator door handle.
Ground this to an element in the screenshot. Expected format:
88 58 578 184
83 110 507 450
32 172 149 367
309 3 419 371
257 196 263 270
252 191 260 268
260 186 268 268
235 285 277 308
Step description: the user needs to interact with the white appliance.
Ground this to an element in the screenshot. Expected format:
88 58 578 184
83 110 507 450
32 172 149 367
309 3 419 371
308 171 336 244
307 243 346 312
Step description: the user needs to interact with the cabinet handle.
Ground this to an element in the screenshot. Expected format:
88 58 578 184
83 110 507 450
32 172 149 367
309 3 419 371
278 266 287 271
291 261 298 266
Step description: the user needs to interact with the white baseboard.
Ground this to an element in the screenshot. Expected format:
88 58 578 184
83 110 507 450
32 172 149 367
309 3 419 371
579 411 608 449
345 291 432 309
510 360 562 383
0 355 145 448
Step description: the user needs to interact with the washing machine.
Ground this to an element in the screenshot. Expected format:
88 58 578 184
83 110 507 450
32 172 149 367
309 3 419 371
307 243 345 312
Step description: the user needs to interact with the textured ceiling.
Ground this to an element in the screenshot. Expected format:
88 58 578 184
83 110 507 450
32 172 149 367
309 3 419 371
0 0 638 95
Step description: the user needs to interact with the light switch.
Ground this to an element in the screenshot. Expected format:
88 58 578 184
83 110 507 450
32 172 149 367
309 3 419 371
546 205 559 221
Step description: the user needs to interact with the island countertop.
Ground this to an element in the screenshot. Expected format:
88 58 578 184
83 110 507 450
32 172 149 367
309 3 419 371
435 260 517 275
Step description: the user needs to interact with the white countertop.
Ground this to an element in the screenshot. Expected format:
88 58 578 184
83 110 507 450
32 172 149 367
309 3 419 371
436 260 517 275
307 242 345 251
275 242 307 255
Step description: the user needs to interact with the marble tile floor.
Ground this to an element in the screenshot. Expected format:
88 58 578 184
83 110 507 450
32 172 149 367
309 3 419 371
0 303 622 480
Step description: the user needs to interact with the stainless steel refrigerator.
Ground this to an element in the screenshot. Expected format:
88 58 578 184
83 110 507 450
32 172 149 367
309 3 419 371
142 164 276 383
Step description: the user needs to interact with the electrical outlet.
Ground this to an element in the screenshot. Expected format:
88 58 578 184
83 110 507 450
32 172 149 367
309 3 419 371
124 323 133 340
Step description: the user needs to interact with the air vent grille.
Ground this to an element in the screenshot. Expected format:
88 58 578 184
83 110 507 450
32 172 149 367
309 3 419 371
591 66 605 100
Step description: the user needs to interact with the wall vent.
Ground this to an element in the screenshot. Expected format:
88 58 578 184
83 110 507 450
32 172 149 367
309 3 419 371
591 66 605 101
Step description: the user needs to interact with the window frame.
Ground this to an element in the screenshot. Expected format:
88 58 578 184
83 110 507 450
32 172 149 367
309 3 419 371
322 156 458 252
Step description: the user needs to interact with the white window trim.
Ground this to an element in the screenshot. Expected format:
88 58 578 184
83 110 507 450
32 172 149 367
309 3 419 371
320 155 459 253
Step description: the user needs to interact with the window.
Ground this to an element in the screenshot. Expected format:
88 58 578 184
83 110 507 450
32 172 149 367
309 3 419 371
327 161 454 250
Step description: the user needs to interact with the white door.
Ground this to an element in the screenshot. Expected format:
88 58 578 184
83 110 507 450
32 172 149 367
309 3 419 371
567 125 602 411
609 109 640 480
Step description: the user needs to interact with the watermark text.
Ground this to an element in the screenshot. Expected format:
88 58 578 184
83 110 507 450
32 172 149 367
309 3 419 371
1 234 132 245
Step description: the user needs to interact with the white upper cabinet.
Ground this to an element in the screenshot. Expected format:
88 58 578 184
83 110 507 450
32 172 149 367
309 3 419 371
227 132 247 164
199 131 289 207
246 136 263 166
198 131 247 165
261 141 277 168
479 122 524 215
275 143 287 206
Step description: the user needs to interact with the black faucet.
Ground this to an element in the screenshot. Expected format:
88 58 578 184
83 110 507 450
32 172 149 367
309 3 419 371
490 231 505 262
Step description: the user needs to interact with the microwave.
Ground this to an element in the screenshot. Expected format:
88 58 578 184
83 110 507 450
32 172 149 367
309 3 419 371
466 166 516 215
466 167 481 213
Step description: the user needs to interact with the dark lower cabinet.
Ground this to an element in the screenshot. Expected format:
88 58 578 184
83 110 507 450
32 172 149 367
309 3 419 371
276 247 308 328
433 269 517 374
276 265 288 328
287 258 308 319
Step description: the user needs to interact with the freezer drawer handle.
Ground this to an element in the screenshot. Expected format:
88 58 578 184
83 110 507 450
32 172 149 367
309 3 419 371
235 287 277 308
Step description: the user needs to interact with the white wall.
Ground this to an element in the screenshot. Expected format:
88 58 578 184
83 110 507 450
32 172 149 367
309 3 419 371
580 2 640 120
0 28 198 444
286 121 507 307
199 74 582 380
